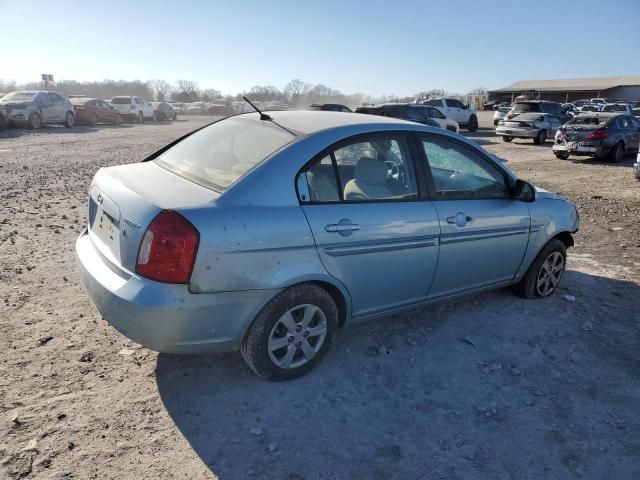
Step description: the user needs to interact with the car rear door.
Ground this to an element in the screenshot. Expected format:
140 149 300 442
416 134 530 299
299 133 440 318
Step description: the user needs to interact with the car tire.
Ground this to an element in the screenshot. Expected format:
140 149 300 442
514 239 567 299
0 114 6 130
152 112 157 122
467 115 478 132
64 112 75 128
608 142 624 163
534 130 546 145
241 283 338 380
555 152 570 160
137 111 143 123
502 136 513 142
113 114 122 125
28 112 42 130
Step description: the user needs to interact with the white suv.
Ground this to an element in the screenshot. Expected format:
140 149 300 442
109 96 156 122
421 97 478 131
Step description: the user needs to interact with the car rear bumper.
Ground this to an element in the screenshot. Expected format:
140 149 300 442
552 142 606 158
495 127 538 138
75 229 280 354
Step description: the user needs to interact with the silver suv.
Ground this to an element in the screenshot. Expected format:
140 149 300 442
0 91 75 129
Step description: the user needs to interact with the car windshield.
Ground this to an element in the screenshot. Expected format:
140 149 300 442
512 113 543 121
602 104 626 112
155 117 296 191
111 97 131 104
1 91 38 102
568 116 609 126
512 103 540 113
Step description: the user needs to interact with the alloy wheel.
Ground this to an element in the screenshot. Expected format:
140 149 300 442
267 304 328 369
535 251 565 296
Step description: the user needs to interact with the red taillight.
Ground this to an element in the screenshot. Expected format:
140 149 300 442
135 210 199 284
586 128 607 140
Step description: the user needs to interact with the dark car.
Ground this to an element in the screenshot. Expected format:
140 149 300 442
151 102 177 121
506 100 570 123
355 103 440 129
0 104 6 129
308 103 352 112
553 113 640 162
71 98 121 125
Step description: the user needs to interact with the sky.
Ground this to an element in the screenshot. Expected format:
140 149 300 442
3 0 639 97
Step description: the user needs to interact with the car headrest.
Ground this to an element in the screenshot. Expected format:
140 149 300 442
355 157 387 185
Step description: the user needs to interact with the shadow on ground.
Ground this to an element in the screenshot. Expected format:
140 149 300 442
156 270 640 480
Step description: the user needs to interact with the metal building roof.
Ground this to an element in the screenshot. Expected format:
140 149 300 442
490 76 640 93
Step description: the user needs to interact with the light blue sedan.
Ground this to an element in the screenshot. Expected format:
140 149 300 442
76 111 579 380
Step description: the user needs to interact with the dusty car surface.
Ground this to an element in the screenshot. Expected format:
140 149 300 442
553 113 640 162
496 112 566 144
76 111 579 380
0 90 75 129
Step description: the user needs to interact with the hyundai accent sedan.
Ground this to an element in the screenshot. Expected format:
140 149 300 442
76 111 579 380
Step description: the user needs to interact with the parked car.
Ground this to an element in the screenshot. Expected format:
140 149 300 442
590 98 612 106
355 103 443 130
308 103 353 112
553 113 640 162
170 102 187 114
71 98 122 125
505 100 569 122
601 103 634 115
151 102 177 121
482 100 509 111
417 105 459 133
580 104 601 112
561 103 579 115
0 104 6 129
493 106 510 125
187 102 207 115
421 97 478 131
76 111 579 380
109 96 156 122
496 113 566 144
572 99 591 108
0 90 75 129
207 103 234 116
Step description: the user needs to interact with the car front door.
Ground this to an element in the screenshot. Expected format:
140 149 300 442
417 134 531 299
47 92 65 121
547 115 563 136
299 133 440 318
445 99 465 123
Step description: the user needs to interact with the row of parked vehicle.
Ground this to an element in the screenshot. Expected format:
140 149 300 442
489 99 640 164
0 91 182 130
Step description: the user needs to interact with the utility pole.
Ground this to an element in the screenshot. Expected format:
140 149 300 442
41 74 54 91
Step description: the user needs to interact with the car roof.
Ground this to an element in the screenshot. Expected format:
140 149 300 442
240 110 419 135
70 97 97 104
575 112 618 117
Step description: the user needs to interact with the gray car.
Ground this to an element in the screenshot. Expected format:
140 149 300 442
76 111 579 380
496 112 565 144
0 90 76 129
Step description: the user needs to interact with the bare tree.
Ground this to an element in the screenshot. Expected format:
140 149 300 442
174 79 200 102
247 85 283 102
200 88 221 102
284 78 311 105
147 79 173 101
467 86 488 96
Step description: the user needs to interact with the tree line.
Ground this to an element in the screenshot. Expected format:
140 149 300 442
0 77 487 107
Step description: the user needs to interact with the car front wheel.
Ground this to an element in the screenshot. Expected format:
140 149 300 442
555 152 570 160
515 239 566 299
28 112 42 130
502 136 513 142
64 112 75 128
534 130 546 145
468 115 478 132
241 284 338 380
137 111 144 123
608 142 624 163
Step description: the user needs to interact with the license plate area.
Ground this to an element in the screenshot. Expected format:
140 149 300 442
89 186 121 253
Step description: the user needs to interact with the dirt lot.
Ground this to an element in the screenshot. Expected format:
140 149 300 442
1 114 639 480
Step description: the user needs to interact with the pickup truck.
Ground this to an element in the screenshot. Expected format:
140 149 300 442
421 97 478 131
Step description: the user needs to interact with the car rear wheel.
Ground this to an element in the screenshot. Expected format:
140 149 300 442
534 130 546 145
64 112 75 128
608 142 624 163
241 283 338 380
502 136 513 142
514 239 566 299
467 115 478 132
28 112 42 130
555 152 570 160
137 111 143 123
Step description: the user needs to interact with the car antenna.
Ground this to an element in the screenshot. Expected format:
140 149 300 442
243 96 272 120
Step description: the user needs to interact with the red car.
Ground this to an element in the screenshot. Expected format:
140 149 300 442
71 98 121 125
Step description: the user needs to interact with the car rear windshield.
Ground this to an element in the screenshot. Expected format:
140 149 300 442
567 116 609 126
512 103 541 113
111 97 131 104
1 92 37 102
512 113 543 121
155 117 296 192
602 104 627 112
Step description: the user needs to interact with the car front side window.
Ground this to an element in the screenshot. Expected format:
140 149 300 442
421 136 508 200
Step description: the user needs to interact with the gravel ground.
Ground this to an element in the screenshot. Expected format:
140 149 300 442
1 114 639 480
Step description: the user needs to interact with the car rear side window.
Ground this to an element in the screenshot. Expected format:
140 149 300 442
155 117 295 192
512 103 539 114
421 136 507 200
111 97 131 104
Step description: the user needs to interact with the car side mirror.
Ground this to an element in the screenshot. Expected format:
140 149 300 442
512 179 536 202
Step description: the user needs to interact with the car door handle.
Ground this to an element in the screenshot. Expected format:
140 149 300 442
325 224 360 232
446 213 472 225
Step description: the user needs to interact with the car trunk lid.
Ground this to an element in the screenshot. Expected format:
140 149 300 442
88 162 219 273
